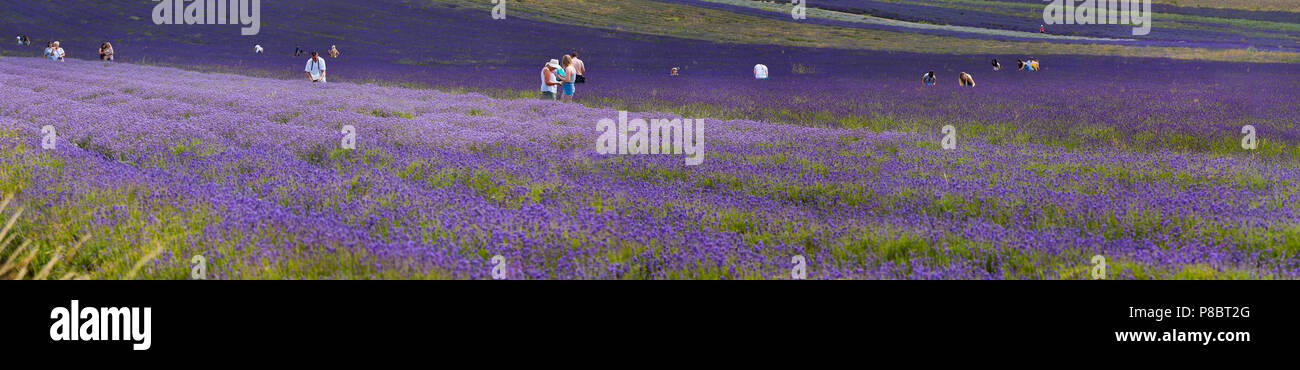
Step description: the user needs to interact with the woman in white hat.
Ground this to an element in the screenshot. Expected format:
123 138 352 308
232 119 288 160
539 59 562 100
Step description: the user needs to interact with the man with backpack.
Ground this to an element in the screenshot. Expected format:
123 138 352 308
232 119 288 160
305 51 327 83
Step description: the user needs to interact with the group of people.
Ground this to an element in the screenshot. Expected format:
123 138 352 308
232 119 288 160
1017 58 1041 71
246 44 342 83
540 52 585 101
26 38 115 62
42 41 65 62
921 57 1045 87
922 70 976 87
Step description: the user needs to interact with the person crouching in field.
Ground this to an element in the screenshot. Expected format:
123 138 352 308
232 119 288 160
99 42 114 61
305 51 327 83
992 59 1001 71
1030 58 1040 71
540 59 562 100
959 72 975 87
329 45 340 58
922 70 936 86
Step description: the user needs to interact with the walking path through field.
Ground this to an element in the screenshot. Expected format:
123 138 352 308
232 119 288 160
708 0 1136 42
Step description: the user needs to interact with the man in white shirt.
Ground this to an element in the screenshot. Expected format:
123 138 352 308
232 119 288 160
305 52 327 83
570 52 585 83
754 64 768 79
50 41 65 62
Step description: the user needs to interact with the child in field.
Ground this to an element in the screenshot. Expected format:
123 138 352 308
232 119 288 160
559 55 576 102
1030 58 1040 71
305 51 327 83
540 59 562 100
329 45 340 58
922 71 936 86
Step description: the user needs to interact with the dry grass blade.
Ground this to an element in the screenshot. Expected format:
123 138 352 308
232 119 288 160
11 246 40 280
125 240 167 280
39 234 91 280
33 244 66 280
0 240 30 277
0 205 22 253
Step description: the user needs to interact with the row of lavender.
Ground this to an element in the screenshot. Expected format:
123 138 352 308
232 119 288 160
5 1 1295 152
2 57 1297 279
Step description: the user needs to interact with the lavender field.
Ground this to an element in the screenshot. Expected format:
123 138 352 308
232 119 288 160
2 56 1298 280
1 0 1298 280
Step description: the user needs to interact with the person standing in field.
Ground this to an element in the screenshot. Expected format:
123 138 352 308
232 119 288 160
305 51 327 83
44 41 53 59
569 52 585 83
22 35 30 46
329 45 340 58
99 42 114 61
255 44 264 54
49 41 65 62
295 45 303 57
992 59 1001 71
754 64 769 79
559 55 577 102
15 35 21 46
671 67 679 76
539 59 562 100
922 70 936 86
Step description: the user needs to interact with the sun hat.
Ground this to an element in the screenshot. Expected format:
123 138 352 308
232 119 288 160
546 59 560 68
